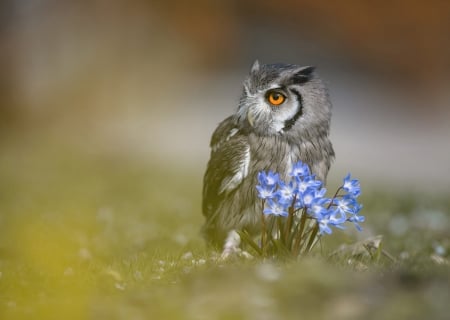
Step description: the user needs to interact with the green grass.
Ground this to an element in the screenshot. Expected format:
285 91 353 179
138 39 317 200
0 131 448 320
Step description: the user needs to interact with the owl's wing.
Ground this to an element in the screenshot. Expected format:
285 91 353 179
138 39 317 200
202 116 250 219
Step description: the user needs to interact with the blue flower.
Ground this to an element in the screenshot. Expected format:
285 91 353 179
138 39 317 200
258 171 279 187
353 202 363 214
295 175 322 195
348 214 365 231
317 209 347 235
306 197 330 219
318 220 333 235
331 194 364 231
256 171 280 200
347 203 365 231
299 186 327 208
263 199 289 217
276 181 297 205
342 174 361 197
256 184 277 199
333 195 357 215
254 166 364 238
290 161 310 178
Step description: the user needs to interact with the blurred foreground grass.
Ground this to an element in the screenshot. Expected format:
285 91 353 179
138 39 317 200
0 130 448 320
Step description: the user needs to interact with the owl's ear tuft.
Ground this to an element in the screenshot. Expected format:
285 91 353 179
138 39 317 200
250 60 260 73
292 66 315 84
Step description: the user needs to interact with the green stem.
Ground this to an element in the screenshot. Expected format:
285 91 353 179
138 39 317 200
285 196 296 243
237 230 262 256
277 216 284 245
305 223 319 252
261 200 266 255
293 208 307 255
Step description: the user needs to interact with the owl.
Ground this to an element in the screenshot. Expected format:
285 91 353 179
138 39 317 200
202 60 335 251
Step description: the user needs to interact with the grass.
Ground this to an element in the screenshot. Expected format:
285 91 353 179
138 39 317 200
0 129 448 320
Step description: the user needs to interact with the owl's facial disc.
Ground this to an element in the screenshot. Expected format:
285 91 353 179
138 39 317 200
244 86 302 134
247 89 286 127
239 63 319 133
246 102 269 128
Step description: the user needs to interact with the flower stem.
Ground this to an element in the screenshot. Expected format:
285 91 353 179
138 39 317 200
261 200 266 255
293 208 307 255
285 195 296 243
277 216 284 245
327 186 343 209
305 223 319 252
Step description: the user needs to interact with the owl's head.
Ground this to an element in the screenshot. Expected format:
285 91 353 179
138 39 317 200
236 60 332 140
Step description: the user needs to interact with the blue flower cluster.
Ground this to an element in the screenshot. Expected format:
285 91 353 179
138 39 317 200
256 161 364 235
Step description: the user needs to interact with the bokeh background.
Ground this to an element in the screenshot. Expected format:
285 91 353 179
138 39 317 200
1 1 450 319
1 0 450 190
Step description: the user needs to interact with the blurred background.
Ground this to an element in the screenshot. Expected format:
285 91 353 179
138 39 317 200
1 0 450 191
1 1 449 318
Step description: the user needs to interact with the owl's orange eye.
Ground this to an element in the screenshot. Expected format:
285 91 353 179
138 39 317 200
267 91 286 106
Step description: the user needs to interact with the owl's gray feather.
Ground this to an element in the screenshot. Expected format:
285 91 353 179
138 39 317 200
202 61 335 248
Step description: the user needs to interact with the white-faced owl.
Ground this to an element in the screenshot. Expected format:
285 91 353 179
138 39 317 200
202 61 334 250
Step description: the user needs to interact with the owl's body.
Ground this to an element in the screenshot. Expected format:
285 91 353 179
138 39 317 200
202 61 334 248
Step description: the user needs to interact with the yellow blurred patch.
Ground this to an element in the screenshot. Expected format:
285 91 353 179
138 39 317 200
17 220 77 274
3 217 96 319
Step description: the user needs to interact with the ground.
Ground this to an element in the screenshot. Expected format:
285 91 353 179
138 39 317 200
0 130 448 320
